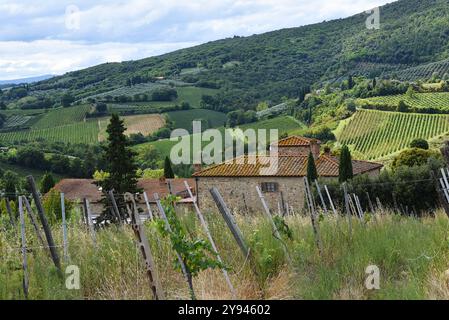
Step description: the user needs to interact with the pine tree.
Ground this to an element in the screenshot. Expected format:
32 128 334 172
164 156 175 179
339 145 353 183
40 172 55 194
306 152 318 183
98 114 139 223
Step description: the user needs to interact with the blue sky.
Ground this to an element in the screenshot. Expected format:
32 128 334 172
0 0 393 80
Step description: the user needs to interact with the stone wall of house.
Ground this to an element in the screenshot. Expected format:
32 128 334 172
365 168 381 178
195 176 306 215
276 146 311 156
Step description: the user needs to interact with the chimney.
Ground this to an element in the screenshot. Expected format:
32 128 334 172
310 139 320 159
193 163 202 173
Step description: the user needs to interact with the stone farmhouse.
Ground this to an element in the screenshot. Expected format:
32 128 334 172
192 136 383 214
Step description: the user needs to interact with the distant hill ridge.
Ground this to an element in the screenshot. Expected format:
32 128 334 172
0 74 54 85
28 0 449 109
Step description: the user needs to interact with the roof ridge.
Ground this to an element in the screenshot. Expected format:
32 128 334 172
319 154 339 165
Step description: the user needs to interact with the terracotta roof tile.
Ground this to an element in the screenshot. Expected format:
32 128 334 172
193 155 308 177
193 154 383 178
52 178 196 203
276 136 321 147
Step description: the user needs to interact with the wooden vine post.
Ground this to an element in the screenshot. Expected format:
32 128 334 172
124 193 164 300
314 180 328 215
303 178 323 255
107 190 123 225
209 187 262 290
255 186 293 265
184 181 236 298
18 196 29 299
342 182 352 237
209 188 249 258
61 193 69 263
22 197 46 248
143 192 154 220
154 192 195 300
26 175 62 275
324 185 337 215
83 198 97 245
5 198 16 228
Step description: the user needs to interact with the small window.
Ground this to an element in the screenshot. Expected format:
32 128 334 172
261 182 279 193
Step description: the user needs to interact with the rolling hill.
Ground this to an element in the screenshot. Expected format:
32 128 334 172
25 0 449 110
336 109 449 159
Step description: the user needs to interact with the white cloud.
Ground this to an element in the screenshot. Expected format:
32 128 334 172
0 0 395 79
0 40 197 80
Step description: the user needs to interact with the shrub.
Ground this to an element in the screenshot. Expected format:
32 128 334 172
42 189 73 224
410 138 429 150
392 148 441 169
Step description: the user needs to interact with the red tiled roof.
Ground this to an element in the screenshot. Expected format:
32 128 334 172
52 178 196 203
53 179 102 202
276 136 321 147
193 155 307 177
193 154 383 178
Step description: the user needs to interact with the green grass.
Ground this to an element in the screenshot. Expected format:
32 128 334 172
0 109 47 117
336 109 449 159
0 120 99 145
240 116 302 132
359 92 449 111
1 208 449 300
135 116 302 159
0 161 65 181
108 86 218 113
31 105 91 129
166 109 226 132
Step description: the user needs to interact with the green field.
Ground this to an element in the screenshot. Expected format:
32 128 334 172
0 161 65 181
108 86 218 114
336 109 449 159
31 105 91 129
0 121 99 145
166 109 226 132
135 116 302 159
359 92 449 111
390 58 449 81
0 109 47 117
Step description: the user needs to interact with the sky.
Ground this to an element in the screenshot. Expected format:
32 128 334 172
0 0 393 80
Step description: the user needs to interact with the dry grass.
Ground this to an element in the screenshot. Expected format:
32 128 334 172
98 114 165 141
2 208 449 300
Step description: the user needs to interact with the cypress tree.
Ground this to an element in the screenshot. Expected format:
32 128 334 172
339 145 353 183
40 172 55 194
164 156 175 179
306 152 318 183
348 75 354 89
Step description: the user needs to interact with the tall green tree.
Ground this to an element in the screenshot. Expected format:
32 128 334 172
61 93 75 107
1 171 19 201
306 152 318 183
339 145 353 183
164 156 175 179
98 114 139 223
347 75 354 89
40 172 55 194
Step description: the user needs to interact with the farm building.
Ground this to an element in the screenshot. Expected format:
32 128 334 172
193 136 383 214
52 178 196 216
